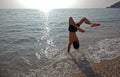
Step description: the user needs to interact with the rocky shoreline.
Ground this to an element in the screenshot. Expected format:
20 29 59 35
107 1 120 8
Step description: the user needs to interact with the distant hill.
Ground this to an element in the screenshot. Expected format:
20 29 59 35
107 1 120 8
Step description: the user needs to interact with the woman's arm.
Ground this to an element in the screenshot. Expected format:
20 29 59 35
67 43 71 53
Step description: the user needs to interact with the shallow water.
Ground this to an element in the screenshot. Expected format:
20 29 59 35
0 9 120 77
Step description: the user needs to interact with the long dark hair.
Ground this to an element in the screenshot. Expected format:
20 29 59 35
73 41 79 49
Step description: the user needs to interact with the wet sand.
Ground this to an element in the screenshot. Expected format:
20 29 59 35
72 56 120 77
91 56 120 77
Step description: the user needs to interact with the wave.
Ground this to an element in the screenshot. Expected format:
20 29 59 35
0 37 120 77
84 38 120 63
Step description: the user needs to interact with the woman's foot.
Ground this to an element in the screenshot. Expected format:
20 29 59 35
91 23 100 27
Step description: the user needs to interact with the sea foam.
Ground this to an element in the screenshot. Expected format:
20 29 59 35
85 38 120 63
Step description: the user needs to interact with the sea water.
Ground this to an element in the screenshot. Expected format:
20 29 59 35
0 8 120 77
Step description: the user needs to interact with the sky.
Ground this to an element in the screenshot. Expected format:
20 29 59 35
0 0 119 12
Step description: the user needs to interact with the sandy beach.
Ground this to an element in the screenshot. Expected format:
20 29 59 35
92 56 120 77
71 56 120 77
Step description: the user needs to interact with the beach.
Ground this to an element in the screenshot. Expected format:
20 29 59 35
70 56 120 77
92 56 120 77
0 9 120 77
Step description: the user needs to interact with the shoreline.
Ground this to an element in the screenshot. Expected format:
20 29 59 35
92 56 120 77
73 56 120 77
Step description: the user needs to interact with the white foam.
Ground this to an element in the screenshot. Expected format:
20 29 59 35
85 38 120 63
35 52 41 59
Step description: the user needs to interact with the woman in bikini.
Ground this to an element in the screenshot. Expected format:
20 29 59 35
67 17 100 53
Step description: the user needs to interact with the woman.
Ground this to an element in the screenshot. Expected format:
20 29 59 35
67 17 100 53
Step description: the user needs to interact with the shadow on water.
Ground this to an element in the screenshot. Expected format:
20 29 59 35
69 53 103 77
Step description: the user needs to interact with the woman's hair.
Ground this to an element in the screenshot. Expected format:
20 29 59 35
73 41 79 49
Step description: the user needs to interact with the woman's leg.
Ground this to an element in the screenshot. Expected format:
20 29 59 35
76 17 100 27
76 17 91 25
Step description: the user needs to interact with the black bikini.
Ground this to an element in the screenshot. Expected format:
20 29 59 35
68 23 79 32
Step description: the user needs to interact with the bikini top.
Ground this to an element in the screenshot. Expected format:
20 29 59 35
68 24 79 32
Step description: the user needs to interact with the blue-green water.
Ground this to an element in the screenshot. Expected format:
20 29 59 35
0 8 120 77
